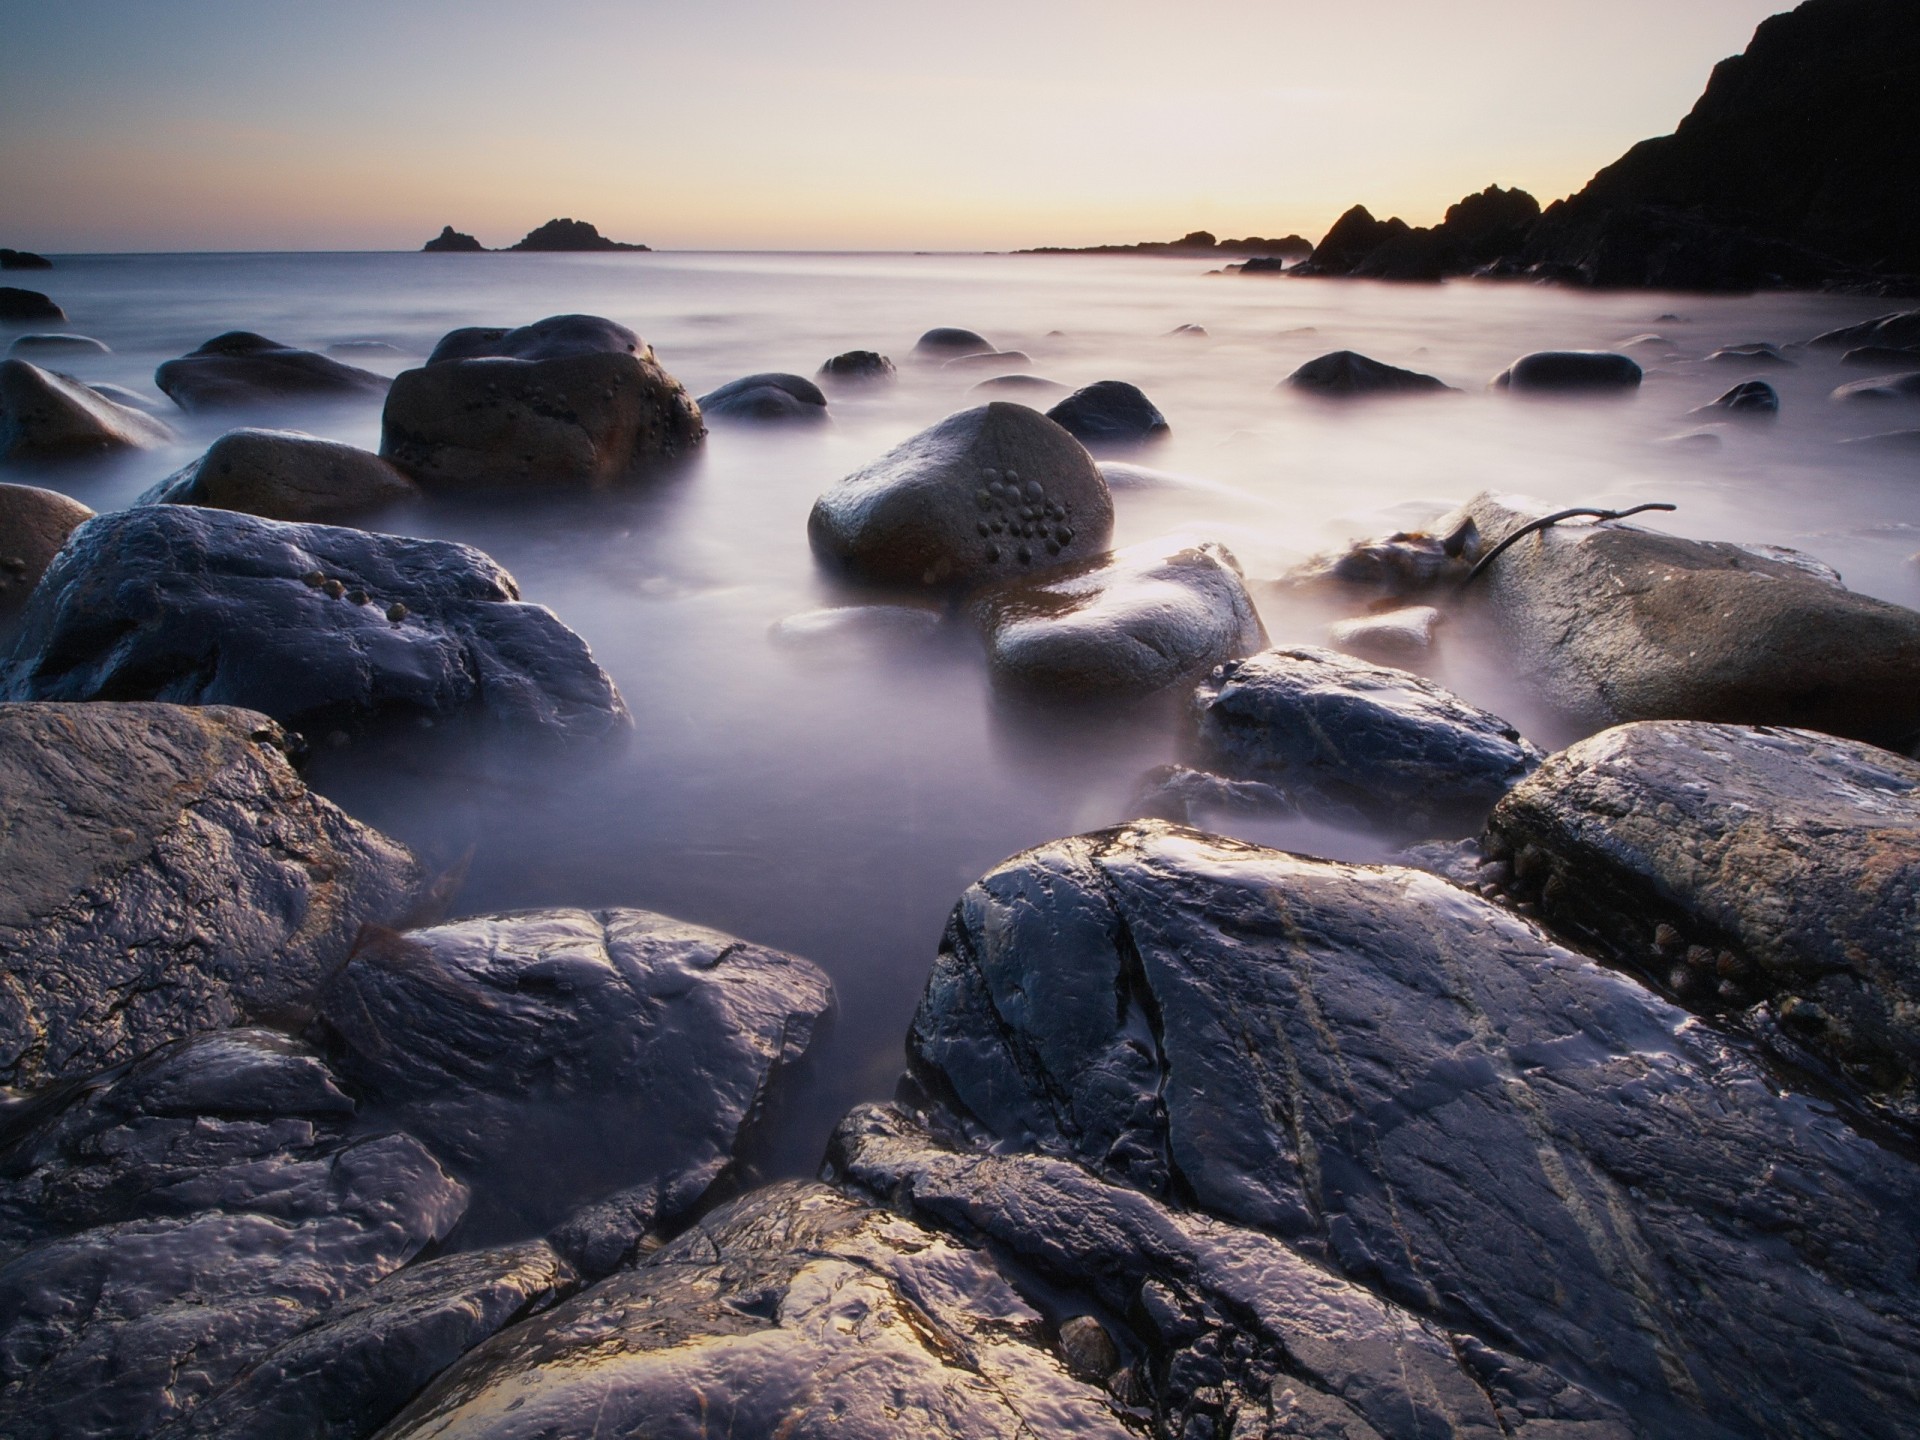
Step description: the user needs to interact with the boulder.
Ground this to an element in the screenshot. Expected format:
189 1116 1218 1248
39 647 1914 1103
808 402 1113 588
911 326 991 357
904 820 1920 1440
969 373 1069 397
1492 351 1643 392
156 332 390 411
1043 379 1169 449
0 703 421 1087
138 427 420 522
1283 349 1452 397
1810 309 1920 350
1707 341 1792 364
0 249 52 271
1325 602 1442 659
377 1181 1135 1440
1280 515 1479 596
1832 370 1920 402
421 225 484 253
815 349 895 385
0 482 92 627
1489 721 1920 1121
1186 646 1541 834
971 538 1264 700
381 315 703 490
7 333 108 357
1452 492 1920 748
0 287 63 322
1694 378 1780 415
1 506 631 748
1842 344 1920 367
695 371 827 423
0 358 172 462
314 908 833 1274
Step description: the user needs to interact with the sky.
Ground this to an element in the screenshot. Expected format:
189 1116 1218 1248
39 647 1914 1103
0 0 1790 252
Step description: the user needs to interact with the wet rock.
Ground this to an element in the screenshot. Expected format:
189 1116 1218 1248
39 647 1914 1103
156 332 390 412
0 288 63 323
1809 310 1920 351
768 603 943 653
0 703 421 1087
381 315 703 490
1693 378 1779 415
969 373 1069 397
1187 646 1541 834
377 1181 1133 1440
911 326 992 357
7 333 109 358
1281 515 1480 597
832 1104 1633 1440
421 225 484 253
904 820 1920 1440
972 538 1264 700
1832 370 1920 403
138 427 420 522
1044 380 1169 449
0 250 53 271
1 506 631 748
1842 344 1920 367
314 908 832 1275
1326 602 1442 659
1131 763 1297 826
696 371 827 423
0 482 92 628
1707 341 1792 365
808 401 1113 589
1489 720 1920 1121
0 359 173 462
1493 351 1643 392
943 348 1031 372
815 349 895 385
1452 492 1920 748
1283 349 1453 397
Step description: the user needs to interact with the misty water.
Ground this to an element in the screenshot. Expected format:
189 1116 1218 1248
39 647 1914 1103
11 250 1920 1170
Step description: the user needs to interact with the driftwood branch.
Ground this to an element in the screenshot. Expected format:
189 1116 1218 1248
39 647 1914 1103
1464 503 1678 584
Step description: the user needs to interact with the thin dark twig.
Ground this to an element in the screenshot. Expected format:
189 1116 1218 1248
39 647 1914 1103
1464 503 1678 584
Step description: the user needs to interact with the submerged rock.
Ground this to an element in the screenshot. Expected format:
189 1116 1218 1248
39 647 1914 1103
808 401 1113 589
0 288 63 323
1044 379 1169 449
1 506 631 748
381 315 703 490
7 333 109 358
1809 309 1920 350
696 371 827 423
768 603 943 653
1130 763 1298 826
1707 341 1792 365
969 373 1069 397
1832 370 1920 403
905 821 1920 1440
0 482 92 627
911 326 991 357
138 427 420 522
1842 344 1920 368
1490 721 1920 1121
1694 378 1780 415
156 331 390 411
0 703 421 1087
972 537 1263 700
815 349 895 385
943 348 1031 372
1493 350 1643 392
315 908 833 1274
1281 516 1480 597
0 358 172 462
1283 349 1452 397
378 1181 1134 1440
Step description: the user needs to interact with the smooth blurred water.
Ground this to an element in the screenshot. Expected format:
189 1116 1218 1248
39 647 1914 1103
7 250 1919 1163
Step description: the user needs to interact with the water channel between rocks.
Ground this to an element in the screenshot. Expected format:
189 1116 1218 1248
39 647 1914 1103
11 249 1918 1172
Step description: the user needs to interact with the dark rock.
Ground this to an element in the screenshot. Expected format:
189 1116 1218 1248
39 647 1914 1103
0 482 92 628
1187 646 1541 834
1442 183 1542 256
1283 350 1453 397
1490 720 1920 1121
507 218 649 252
1350 227 1458 282
1166 323 1206 338
1832 370 1920 402
0 359 172 462
383 315 702 490
942 348 1031 372
1 506 631 748
815 350 895 385
1810 309 1920 350
1842 344 1920 367
0 250 52 271
696 372 827 423
7 333 108 358
1325 602 1442 659
138 428 420 522
971 538 1265 700
1279 515 1480 597
1694 378 1780 415
1455 491 1920 748
1520 204 1877 293
808 402 1113 589
314 907 832 1274
0 703 421 1088
968 374 1069 397
421 225 484 253
911 326 991 357
1236 256 1288 274
1707 341 1792 364
1044 380 1169 449
1493 351 1643 392
903 820 1920 1440
0 288 63 323
156 332 389 412
1293 204 1411 276
378 1181 1134 1440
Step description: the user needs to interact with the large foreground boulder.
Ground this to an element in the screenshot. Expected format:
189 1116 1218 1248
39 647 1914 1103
0 358 172 462
905 821 1920 1439
0 703 421 1088
808 402 1113 588
315 907 833 1274
0 482 92 627
1454 492 1920 748
1489 721 1920 1120
138 427 420 522
156 332 390 411
971 537 1264 699
0 506 630 747
381 315 703 490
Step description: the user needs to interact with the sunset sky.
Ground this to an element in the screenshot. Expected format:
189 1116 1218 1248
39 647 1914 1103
1 0 1788 252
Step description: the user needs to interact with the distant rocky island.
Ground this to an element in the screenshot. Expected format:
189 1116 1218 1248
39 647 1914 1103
419 218 651 254
1018 229 1311 260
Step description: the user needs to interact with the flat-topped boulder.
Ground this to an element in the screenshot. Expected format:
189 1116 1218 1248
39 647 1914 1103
138 427 419 522
971 537 1264 699
1492 350 1642 392
155 331 390 411
1044 379 1169 449
696 371 827 423
1 506 631 748
0 358 172 462
382 314 703 489
0 701 420 1089
808 402 1113 588
1283 349 1452 397
0 287 63 323
0 482 92 627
